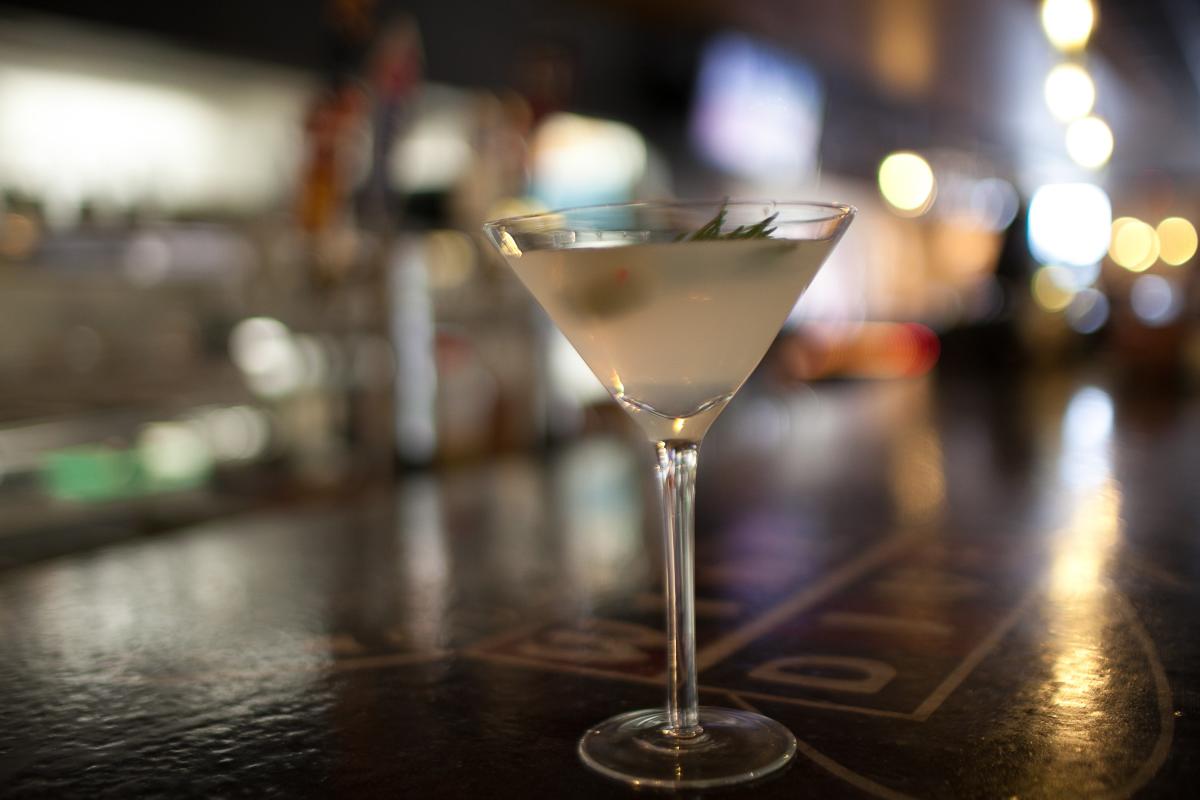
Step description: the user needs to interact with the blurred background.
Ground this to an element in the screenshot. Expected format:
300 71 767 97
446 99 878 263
1 0 1198 563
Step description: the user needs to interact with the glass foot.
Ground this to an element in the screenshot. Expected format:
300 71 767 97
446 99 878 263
578 706 796 789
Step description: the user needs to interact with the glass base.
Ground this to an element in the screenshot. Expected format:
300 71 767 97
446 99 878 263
577 706 796 789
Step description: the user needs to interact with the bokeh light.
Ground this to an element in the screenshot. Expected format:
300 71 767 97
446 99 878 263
1041 0 1096 52
878 151 935 215
425 230 477 290
1060 261 1101 290
1063 385 1112 449
392 96 474 193
1065 116 1113 169
1130 274 1180 326
1155 217 1197 266
968 177 1020 232
1032 265 1077 312
0 64 304 221
196 406 271 461
1109 217 1159 272
138 422 212 485
1065 288 1109 334
529 112 648 209
0 212 39 259
230 317 305 398
1043 64 1095 122
1028 183 1111 266
691 33 824 183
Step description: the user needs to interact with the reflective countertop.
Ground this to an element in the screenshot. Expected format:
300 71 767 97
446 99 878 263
1 370 1197 798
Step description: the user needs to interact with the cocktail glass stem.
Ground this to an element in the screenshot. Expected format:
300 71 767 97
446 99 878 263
657 440 701 738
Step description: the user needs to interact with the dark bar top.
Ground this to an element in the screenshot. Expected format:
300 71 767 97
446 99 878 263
1 371 1197 798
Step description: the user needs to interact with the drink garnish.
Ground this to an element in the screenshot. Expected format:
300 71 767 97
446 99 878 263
677 202 779 241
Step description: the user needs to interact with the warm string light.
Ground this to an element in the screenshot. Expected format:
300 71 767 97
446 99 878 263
877 151 935 215
1032 266 1076 312
1109 216 1197 272
1039 0 1111 170
1105 215 1192 328
1109 217 1158 272
1065 116 1113 169
1156 218 1198 265
1041 0 1096 52
1044 63 1095 122
1031 0 1125 333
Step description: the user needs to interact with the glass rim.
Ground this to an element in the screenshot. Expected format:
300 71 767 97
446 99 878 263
483 198 857 231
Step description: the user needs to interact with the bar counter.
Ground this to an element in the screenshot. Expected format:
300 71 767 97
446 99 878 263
1 369 1197 798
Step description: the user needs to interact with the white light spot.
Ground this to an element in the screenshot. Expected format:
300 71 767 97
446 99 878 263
139 422 212 484
200 406 271 461
230 317 304 397
1028 183 1112 267
1059 385 1112 489
1064 386 1112 449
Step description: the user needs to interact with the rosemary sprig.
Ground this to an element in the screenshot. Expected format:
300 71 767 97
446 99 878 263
676 202 779 241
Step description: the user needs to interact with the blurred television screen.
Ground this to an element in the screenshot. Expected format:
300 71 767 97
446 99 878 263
689 33 824 187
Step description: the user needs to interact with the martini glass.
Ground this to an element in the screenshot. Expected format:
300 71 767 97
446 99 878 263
484 200 854 789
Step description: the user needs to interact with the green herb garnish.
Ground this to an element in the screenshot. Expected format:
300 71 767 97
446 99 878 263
676 202 779 241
